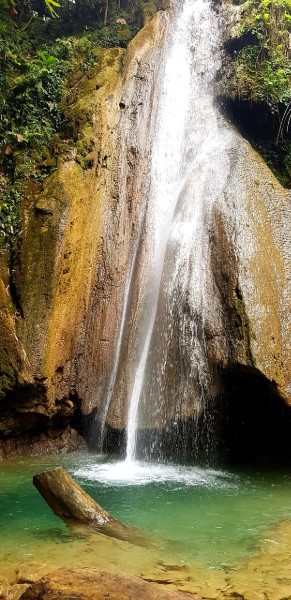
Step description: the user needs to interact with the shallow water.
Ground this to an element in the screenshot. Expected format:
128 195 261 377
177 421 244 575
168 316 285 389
1 452 291 582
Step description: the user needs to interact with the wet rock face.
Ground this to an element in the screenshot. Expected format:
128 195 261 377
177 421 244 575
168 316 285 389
0 45 128 442
0 427 87 460
0 259 33 404
205 136 291 458
0 256 40 439
208 137 291 404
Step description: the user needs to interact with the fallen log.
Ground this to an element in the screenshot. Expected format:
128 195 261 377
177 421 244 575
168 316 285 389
33 467 150 546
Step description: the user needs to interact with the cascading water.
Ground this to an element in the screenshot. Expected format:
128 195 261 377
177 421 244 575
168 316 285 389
100 0 234 463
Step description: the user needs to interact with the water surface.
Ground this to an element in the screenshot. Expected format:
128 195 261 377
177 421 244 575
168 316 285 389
1 453 291 580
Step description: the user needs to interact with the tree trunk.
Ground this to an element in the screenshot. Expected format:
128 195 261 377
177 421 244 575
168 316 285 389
104 0 109 25
33 467 150 546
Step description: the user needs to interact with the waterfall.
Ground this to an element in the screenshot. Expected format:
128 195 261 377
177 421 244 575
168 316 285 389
101 0 234 462
125 2 195 461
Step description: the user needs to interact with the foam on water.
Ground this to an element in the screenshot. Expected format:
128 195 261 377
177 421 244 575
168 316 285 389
74 459 237 488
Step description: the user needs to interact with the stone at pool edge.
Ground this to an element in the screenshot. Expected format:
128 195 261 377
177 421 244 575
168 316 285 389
17 562 50 584
0 427 87 460
0 581 30 600
19 568 202 600
0 562 49 600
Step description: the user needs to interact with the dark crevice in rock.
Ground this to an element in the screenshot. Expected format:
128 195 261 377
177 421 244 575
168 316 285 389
72 404 98 445
8 249 25 319
217 365 291 464
0 387 88 457
83 413 126 456
102 425 126 457
0 384 87 442
0 382 48 436
222 97 282 140
221 96 291 188
225 31 257 55
87 380 291 465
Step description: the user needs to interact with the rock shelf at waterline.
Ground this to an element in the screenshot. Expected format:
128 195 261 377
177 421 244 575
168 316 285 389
19 568 200 600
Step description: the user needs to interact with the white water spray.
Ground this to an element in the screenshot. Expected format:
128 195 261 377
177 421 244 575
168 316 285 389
125 2 195 461
124 0 234 462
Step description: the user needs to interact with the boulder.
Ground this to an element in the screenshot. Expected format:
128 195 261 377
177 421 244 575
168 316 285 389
0 428 87 461
17 562 50 585
19 568 200 600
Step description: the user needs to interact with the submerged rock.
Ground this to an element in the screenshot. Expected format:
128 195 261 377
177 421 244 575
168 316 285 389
17 563 50 585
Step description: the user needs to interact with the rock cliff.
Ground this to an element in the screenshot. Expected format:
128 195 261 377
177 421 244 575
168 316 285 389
0 4 290 457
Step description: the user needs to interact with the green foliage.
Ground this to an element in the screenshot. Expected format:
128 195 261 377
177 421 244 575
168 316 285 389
254 139 291 185
89 21 132 48
0 22 74 156
0 0 151 33
0 180 22 246
0 0 61 17
0 0 154 248
38 50 59 65
44 0 60 17
233 0 291 108
0 19 79 247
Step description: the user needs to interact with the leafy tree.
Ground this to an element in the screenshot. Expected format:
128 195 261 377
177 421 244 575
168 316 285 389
0 0 61 17
234 0 291 108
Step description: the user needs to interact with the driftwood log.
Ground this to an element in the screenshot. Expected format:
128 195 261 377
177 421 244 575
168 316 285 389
33 467 150 546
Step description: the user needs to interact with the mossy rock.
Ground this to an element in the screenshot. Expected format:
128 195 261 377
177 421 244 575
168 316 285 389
141 0 159 25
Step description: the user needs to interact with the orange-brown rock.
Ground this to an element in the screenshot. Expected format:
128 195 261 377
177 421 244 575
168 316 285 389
0 15 167 440
19 568 201 600
17 562 50 585
0 427 86 460
0 256 36 438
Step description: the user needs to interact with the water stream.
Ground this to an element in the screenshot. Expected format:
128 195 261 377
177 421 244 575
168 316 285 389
125 0 198 461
